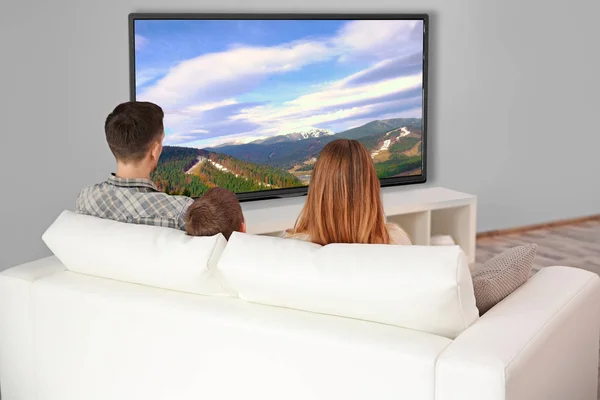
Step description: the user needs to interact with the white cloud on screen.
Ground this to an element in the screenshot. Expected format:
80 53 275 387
136 68 165 88
333 20 421 62
230 74 422 133
135 34 148 51
140 20 423 146
161 72 422 146
164 130 209 145
139 41 332 109
184 99 238 112
288 74 421 112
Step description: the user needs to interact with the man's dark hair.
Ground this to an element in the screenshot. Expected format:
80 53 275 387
105 101 164 162
186 187 244 240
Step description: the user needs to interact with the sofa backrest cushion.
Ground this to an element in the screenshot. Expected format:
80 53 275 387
42 210 228 296
217 232 478 339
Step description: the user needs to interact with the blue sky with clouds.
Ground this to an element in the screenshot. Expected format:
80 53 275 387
134 19 424 147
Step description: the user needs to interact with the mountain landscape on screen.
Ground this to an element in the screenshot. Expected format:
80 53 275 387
152 118 423 196
134 18 425 196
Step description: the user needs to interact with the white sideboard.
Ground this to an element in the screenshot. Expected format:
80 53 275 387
241 186 477 266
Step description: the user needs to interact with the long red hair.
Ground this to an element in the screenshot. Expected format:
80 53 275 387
291 139 390 245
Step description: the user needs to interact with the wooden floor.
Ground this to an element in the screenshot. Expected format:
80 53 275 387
475 218 600 398
476 218 600 274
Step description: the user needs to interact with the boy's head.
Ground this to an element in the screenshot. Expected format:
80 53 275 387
186 187 246 240
105 101 165 171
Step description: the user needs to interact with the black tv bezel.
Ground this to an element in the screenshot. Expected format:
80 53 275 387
129 13 428 202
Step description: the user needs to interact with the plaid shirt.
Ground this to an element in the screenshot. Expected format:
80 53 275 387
76 174 194 230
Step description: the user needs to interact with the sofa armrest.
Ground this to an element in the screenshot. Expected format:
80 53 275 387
436 266 600 400
0 256 66 400
1 255 66 281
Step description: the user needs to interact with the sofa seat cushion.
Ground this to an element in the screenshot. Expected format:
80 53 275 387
216 232 479 339
42 210 228 296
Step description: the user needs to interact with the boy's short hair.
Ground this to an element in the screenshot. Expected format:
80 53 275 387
186 187 244 240
105 101 164 163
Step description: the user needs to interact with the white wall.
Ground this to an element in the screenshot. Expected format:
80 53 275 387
1 0 598 270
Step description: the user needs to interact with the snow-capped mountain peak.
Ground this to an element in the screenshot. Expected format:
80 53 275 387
245 126 335 145
285 126 335 140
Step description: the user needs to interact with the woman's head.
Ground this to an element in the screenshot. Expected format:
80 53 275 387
293 139 389 245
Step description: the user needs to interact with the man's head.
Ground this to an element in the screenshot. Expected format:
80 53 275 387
186 187 246 240
105 102 165 174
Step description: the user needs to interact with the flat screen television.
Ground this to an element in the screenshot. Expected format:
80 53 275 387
129 13 428 201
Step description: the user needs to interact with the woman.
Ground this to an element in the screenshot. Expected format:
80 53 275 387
285 139 411 245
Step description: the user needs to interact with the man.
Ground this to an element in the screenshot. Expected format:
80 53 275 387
76 101 193 230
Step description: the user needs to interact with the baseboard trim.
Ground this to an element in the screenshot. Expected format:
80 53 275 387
477 214 600 238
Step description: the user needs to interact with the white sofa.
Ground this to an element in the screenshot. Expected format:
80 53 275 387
1 212 599 400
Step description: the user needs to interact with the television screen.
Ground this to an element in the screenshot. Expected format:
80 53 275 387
130 14 428 200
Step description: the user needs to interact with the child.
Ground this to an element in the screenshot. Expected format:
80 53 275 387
186 187 246 239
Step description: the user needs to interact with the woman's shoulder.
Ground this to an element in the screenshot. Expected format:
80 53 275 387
282 229 312 242
386 223 412 245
